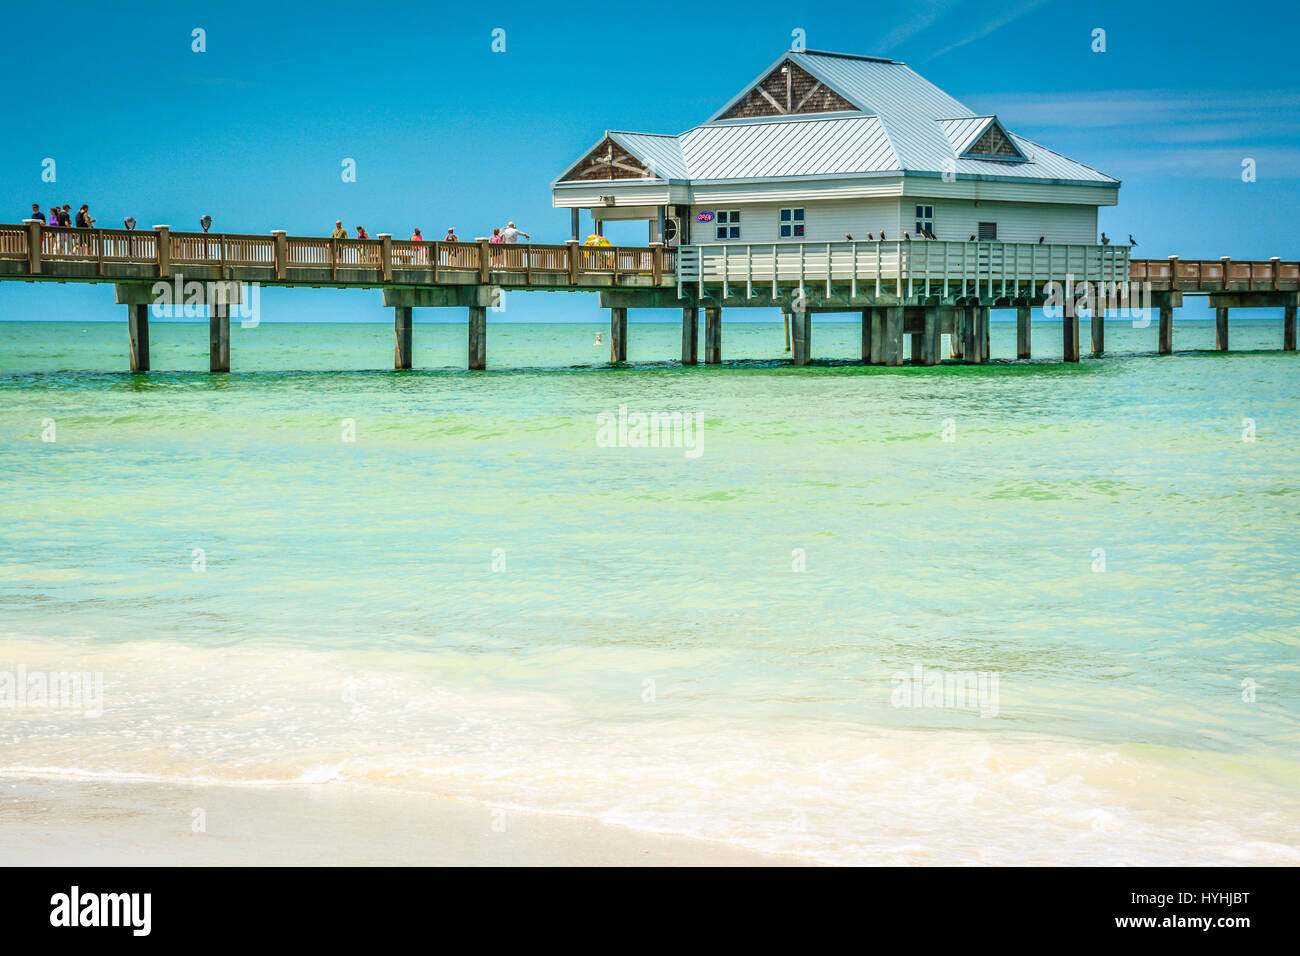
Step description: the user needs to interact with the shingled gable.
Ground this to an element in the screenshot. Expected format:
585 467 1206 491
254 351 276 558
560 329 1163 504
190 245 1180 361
714 57 861 120
558 135 658 183
964 118 1025 161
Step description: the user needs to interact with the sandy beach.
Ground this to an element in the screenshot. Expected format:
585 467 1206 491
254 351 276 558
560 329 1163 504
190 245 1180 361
0 774 803 867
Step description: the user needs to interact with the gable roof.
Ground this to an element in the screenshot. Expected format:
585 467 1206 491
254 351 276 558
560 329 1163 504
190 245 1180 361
555 49 1118 189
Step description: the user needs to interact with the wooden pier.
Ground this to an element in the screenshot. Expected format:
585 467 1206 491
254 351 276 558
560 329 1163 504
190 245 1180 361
1 221 1296 371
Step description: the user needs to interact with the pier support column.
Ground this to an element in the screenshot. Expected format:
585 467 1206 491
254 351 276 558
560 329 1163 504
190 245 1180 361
394 306 413 370
869 310 884 365
910 330 923 364
1091 304 1105 356
468 306 486 370
881 307 904 367
978 307 990 363
128 303 150 372
610 307 627 362
705 307 721 364
681 305 699 365
790 309 811 366
783 312 791 352
1285 305 1297 351
960 307 977 364
919 309 939 366
1215 307 1229 351
860 308 873 363
1016 306 1031 359
209 303 230 373
947 309 963 360
1063 298 1080 363
1159 303 1174 354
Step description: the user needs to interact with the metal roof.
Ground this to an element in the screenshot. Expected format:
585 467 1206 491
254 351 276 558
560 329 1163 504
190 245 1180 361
681 116 897 180
557 49 1118 189
607 131 691 181
938 116 995 156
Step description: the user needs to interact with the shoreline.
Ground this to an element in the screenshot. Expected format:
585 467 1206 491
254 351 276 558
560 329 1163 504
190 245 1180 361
0 774 808 867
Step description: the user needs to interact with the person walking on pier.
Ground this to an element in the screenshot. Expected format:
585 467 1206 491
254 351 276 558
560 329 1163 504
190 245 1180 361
331 220 347 239
74 204 93 253
444 227 458 242
28 202 42 223
500 221 530 244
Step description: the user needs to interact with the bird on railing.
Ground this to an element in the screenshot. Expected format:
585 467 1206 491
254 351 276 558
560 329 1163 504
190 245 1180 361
1038 236 1045 244
123 217 136 231
880 230 886 241
1129 234 1138 246
845 233 853 241
969 234 976 241
903 231 911 240
200 215 212 233
1100 232 1110 245
865 232 873 241
925 227 938 239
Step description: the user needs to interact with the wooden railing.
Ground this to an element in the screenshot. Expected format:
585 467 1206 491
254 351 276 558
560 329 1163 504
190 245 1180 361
679 240 1132 299
0 223 674 285
1129 257 1300 291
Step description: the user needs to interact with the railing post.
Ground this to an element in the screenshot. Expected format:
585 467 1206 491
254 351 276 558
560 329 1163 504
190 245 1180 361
1270 256 1280 291
272 230 287 280
1221 256 1231 291
153 225 170 279
566 239 580 284
476 237 491 284
650 241 664 284
378 234 393 282
1167 255 1178 293
23 219 41 274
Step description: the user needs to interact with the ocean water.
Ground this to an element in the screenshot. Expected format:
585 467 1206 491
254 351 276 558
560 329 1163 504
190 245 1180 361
1 316 1298 865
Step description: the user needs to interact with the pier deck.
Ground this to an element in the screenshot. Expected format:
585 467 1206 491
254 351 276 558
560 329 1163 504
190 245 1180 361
1 222 1295 371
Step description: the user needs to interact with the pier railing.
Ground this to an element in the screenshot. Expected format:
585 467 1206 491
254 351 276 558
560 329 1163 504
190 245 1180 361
1129 256 1300 292
0 223 677 286
678 240 1131 300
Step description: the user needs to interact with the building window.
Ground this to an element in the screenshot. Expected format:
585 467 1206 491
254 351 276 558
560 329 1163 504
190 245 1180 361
715 210 741 240
914 205 934 236
779 207 805 238
977 221 997 241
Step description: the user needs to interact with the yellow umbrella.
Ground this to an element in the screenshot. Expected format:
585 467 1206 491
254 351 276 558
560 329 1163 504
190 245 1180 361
583 234 612 247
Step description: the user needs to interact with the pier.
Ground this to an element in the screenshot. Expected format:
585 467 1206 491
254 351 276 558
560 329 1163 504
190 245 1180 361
1 221 1296 371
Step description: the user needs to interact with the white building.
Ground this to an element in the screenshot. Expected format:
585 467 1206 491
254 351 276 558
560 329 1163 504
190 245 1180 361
552 49 1119 249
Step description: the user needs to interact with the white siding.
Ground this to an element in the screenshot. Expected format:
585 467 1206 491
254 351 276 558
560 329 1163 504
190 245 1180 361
687 176 903 204
902 178 1118 206
910 199 1097 244
688 198 901 244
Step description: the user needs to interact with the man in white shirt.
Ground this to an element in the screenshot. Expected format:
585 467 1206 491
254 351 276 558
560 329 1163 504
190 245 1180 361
500 222 530 244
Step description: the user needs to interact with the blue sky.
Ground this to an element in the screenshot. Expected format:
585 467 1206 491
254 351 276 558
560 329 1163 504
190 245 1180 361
3 0 1297 322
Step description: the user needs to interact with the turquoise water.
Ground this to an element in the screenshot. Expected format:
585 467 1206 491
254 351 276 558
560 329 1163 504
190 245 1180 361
2 317 1298 864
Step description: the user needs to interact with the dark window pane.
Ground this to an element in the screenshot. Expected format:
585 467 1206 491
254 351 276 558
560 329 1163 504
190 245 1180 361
781 209 791 222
